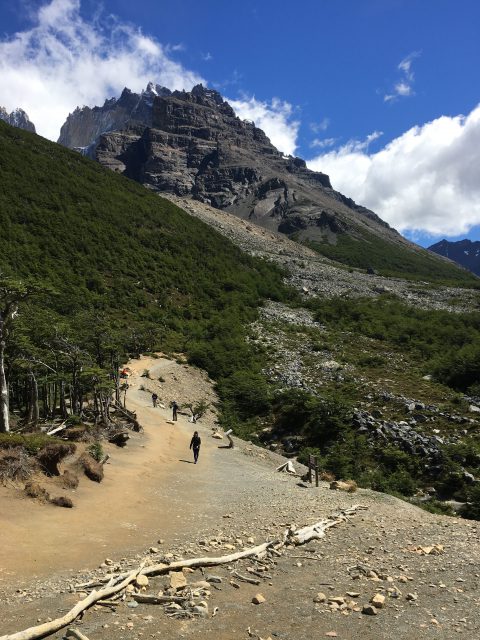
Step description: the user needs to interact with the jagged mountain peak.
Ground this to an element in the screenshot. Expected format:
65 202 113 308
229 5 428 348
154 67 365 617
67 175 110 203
0 106 36 133
58 83 404 247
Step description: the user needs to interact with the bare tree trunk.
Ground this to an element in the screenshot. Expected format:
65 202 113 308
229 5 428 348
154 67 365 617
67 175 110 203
0 340 9 433
31 372 39 427
59 380 68 419
52 382 58 419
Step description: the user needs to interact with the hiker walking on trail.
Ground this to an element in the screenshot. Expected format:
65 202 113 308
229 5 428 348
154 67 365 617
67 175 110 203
190 431 201 464
172 400 178 421
152 393 158 408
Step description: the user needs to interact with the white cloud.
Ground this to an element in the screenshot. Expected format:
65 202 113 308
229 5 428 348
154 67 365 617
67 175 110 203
228 95 300 156
0 0 204 140
307 105 480 236
310 137 337 149
384 51 420 102
310 118 330 133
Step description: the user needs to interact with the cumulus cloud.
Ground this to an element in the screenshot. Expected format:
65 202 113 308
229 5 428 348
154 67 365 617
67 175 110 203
228 95 300 156
0 0 204 140
384 51 420 102
307 105 480 236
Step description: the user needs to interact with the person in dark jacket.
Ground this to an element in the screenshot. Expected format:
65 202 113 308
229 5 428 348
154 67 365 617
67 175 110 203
190 431 201 464
172 400 178 421
152 393 158 408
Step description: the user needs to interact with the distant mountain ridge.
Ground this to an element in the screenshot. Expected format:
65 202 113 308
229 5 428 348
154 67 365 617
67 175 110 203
0 106 35 133
429 239 480 276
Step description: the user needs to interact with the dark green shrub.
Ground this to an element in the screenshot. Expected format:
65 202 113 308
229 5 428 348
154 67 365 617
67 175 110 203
460 485 480 520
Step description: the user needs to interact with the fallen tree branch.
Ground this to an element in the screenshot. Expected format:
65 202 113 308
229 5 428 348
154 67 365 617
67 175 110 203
46 421 67 437
287 505 367 545
131 594 188 605
231 570 261 586
3 507 367 640
0 566 144 640
65 629 91 640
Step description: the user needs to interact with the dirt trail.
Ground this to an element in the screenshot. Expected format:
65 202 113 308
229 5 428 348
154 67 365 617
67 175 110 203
2 357 480 639
0 356 217 585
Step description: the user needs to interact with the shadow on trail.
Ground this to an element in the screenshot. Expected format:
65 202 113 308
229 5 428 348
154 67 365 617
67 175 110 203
178 459 195 464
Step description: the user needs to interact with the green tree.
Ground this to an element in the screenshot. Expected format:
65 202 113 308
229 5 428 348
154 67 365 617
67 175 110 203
0 277 31 432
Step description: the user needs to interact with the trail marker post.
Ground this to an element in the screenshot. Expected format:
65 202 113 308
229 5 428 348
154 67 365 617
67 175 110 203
308 455 319 487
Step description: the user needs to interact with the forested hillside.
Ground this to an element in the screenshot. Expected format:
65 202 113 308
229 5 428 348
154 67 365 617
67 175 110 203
2 121 480 519
0 120 293 431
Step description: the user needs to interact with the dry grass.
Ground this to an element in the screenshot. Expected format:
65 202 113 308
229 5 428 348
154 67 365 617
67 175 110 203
0 448 33 484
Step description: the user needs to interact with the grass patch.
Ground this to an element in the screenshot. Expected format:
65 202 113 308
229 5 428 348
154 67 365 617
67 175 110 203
307 229 479 286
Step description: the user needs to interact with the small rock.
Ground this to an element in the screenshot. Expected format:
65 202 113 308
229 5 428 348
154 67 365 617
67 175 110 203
135 575 149 588
169 571 187 590
371 594 385 609
313 592 326 603
252 593 266 605
206 575 222 583
362 605 378 616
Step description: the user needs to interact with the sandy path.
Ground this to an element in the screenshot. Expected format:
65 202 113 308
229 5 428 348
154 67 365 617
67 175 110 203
0 356 213 586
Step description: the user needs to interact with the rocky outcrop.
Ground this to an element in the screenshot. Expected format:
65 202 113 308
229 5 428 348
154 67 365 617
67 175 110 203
0 107 36 133
58 83 171 154
59 83 398 245
429 239 480 276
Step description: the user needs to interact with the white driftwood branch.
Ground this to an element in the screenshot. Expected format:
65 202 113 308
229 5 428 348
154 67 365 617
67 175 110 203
143 539 278 577
287 505 367 545
2 507 367 640
132 593 188 605
0 567 143 640
46 421 67 436
276 461 296 474
65 629 91 640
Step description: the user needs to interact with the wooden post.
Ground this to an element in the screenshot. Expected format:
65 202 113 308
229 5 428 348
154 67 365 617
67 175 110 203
308 455 319 487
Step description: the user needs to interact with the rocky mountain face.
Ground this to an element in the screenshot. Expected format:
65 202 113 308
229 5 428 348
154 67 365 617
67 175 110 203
0 107 35 133
58 83 408 247
58 82 170 153
429 239 480 276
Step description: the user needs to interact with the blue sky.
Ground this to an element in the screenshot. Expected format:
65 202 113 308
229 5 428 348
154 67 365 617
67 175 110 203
1 0 479 246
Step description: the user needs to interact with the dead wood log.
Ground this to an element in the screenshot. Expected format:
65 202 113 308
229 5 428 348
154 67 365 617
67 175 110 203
276 461 297 474
287 505 367 545
139 539 279 578
131 594 188 605
0 567 143 640
110 402 137 423
231 570 261 585
3 508 367 640
94 539 280 586
46 421 67 437
65 629 90 640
